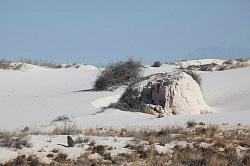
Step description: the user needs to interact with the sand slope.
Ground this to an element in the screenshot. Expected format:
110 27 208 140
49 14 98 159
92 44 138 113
0 61 249 130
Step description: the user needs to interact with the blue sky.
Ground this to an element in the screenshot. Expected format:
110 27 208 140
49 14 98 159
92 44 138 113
0 0 250 65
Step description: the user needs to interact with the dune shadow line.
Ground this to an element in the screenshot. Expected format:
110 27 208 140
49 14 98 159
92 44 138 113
73 88 95 93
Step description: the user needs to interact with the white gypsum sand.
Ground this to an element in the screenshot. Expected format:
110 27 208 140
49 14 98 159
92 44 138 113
0 60 249 131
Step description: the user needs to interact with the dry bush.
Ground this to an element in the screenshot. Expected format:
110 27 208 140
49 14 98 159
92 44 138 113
151 61 161 67
186 63 218 71
107 86 147 113
0 59 11 69
186 120 197 128
91 145 107 156
20 57 62 69
4 154 40 166
206 124 219 137
93 59 143 91
76 153 104 166
89 140 96 146
53 153 68 163
172 146 213 165
0 132 31 149
51 115 69 122
50 121 81 135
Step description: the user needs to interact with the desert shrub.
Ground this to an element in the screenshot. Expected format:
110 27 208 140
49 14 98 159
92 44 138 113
186 120 197 128
54 153 68 163
236 58 248 62
151 61 161 67
93 59 143 91
223 60 234 65
219 61 249 71
0 131 31 149
5 154 40 166
20 57 62 69
91 145 106 156
0 59 12 69
52 115 69 122
106 82 148 113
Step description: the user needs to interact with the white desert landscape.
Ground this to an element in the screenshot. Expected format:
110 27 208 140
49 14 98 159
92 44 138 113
1 1 250 165
0 59 249 165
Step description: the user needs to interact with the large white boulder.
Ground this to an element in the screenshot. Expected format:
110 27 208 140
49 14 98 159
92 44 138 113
120 71 210 115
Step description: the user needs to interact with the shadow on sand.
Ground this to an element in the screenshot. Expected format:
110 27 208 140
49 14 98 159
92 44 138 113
73 88 95 93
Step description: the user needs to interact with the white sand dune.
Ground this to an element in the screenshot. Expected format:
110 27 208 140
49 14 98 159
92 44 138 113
0 60 249 130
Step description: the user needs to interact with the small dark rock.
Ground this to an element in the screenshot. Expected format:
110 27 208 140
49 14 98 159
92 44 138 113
67 136 74 147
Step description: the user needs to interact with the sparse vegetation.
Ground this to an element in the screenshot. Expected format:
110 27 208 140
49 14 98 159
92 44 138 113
4 154 40 166
0 59 11 70
107 85 147 112
1 125 249 165
93 59 143 91
0 59 23 70
151 61 161 67
53 153 68 163
0 58 82 70
186 120 197 128
184 58 250 72
0 131 31 149
19 57 62 69
52 115 69 122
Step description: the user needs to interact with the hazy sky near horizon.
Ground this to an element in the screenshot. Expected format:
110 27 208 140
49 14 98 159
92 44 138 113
0 0 250 65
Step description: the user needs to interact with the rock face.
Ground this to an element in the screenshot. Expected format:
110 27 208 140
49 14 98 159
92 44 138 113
119 71 210 115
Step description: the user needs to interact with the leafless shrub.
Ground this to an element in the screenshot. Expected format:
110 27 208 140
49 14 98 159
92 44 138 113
107 87 147 113
151 61 161 67
0 131 31 149
223 59 234 65
0 59 12 69
0 59 22 70
186 120 197 128
89 140 96 146
20 57 62 69
91 145 107 156
53 153 68 163
236 58 249 62
93 59 143 91
74 136 89 144
51 122 81 135
4 154 40 166
52 115 69 122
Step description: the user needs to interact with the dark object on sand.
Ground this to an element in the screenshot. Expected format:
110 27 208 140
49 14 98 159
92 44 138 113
67 136 74 147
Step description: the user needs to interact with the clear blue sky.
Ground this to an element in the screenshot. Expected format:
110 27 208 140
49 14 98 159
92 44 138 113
0 0 250 65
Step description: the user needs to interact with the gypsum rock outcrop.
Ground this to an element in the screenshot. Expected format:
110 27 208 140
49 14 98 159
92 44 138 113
117 71 210 115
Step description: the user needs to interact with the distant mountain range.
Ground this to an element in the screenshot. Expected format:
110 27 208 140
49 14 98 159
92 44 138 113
187 47 250 60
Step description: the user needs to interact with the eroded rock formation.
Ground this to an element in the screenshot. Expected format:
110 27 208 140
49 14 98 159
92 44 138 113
118 71 210 115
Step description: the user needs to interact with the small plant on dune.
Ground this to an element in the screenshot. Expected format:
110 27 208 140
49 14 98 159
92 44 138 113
151 61 161 67
186 120 197 128
93 59 143 91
